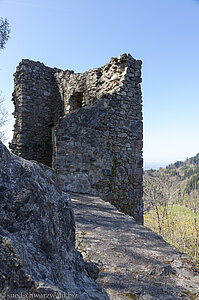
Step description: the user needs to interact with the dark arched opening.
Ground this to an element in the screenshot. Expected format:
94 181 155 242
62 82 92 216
69 92 83 112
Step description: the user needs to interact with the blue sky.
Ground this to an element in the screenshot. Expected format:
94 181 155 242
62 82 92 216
0 0 199 168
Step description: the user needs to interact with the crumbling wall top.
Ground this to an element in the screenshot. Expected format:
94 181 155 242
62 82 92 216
54 53 142 113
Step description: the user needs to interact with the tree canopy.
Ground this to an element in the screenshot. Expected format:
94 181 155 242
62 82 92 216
0 18 10 50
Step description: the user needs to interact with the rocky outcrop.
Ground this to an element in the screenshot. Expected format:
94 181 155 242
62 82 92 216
0 142 109 299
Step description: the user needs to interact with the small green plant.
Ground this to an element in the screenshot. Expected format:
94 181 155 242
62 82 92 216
111 156 118 180
76 231 87 252
106 156 118 190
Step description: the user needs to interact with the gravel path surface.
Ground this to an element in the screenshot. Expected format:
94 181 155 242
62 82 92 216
72 193 199 300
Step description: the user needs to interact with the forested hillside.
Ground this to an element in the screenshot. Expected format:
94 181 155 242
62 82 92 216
144 153 199 265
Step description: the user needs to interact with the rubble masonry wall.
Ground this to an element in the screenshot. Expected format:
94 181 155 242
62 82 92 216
10 54 143 223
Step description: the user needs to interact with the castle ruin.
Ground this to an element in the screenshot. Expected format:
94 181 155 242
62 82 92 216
10 53 143 224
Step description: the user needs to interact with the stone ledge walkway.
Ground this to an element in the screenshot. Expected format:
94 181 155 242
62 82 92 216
71 194 199 300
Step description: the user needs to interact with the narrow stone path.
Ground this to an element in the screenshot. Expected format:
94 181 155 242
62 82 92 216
71 194 199 300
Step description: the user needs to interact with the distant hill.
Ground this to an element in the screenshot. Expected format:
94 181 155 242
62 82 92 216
144 153 199 212
144 162 169 170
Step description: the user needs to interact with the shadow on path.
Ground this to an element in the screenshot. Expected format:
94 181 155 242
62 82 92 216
71 193 199 300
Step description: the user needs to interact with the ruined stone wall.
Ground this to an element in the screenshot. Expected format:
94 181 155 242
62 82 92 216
54 97 143 223
10 54 143 223
53 54 143 223
54 55 136 113
10 60 63 166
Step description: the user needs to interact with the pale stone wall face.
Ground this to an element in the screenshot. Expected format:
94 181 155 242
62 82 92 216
10 54 143 224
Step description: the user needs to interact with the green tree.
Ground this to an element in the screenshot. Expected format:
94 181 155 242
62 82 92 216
0 18 10 49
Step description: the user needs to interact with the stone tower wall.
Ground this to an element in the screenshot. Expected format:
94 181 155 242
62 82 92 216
10 54 143 224
10 60 63 166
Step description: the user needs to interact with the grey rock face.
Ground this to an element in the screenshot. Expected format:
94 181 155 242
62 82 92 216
84 261 100 281
0 142 109 299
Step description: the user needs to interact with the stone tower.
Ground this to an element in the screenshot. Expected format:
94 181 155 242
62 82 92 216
10 54 143 224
